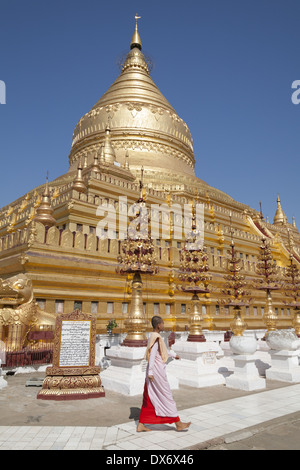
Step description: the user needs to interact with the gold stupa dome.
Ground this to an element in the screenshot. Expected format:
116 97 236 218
69 18 195 180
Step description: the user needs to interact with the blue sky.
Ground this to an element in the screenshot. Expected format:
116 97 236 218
0 0 299 226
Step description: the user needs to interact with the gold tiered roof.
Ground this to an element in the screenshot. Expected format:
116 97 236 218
69 20 195 179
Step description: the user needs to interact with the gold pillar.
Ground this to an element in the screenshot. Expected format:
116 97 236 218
7 324 24 351
122 272 148 347
293 308 300 337
187 293 206 342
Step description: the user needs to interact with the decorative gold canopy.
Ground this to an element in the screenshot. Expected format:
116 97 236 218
69 19 195 180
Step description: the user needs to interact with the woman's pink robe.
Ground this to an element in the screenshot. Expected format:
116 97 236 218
139 339 179 424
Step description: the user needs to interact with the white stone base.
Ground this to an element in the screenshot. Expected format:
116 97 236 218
266 350 300 383
100 345 179 396
168 341 225 388
0 376 7 390
226 354 266 391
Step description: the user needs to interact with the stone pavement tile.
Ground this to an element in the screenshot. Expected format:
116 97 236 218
76 442 92 450
116 428 134 441
127 436 154 448
50 443 68 450
155 439 185 450
9 442 28 450
34 444 53 450
105 445 125 450
90 443 104 450
117 440 143 450
172 435 193 447
116 422 136 432
103 426 119 446
82 427 97 437
144 444 166 450
137 431 171 444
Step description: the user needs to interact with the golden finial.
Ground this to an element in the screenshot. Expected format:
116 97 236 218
259 201 263 219
131 13 142 50
34 172 56 227
103 122 116 164
124 150 130 170
72 159 87 193
91 151 101 173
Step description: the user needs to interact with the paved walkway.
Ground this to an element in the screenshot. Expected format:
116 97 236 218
1 383 300 450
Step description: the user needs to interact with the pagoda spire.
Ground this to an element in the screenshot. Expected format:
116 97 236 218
273 194 287 226
72 158 87 193
131 13 142 50
103 123 116 164
293 216 298 230
34 173 56 227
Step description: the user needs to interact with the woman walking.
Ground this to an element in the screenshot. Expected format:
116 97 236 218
137 316 191 432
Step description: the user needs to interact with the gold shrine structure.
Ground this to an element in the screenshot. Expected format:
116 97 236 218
0 19 300 349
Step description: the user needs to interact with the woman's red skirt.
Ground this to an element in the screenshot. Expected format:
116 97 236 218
139 381 180 424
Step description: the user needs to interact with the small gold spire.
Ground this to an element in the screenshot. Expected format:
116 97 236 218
293 216 297 229
34 173 56 227
273 194 287 226
124 150 130 170
131 13 142 50
72 159 87 193
91 151 101 173
99 146 105 165
103 124 116 164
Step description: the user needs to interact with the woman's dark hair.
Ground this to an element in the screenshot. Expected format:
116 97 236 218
151 316 163 329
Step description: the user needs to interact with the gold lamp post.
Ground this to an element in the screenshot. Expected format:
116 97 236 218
221 215 251 337
284 229 300 336
223 245 248 336
254 237 281 334
116 169 158 347
178 200 211 342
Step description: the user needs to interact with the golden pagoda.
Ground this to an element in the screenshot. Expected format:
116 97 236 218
0 18 300 348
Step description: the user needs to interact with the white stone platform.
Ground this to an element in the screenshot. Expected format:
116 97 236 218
226 354 266 391
266 350 300 383
168 341 225 388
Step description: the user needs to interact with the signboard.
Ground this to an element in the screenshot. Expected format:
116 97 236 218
45 310 98 374
59 320 91 367
37 310 105 400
